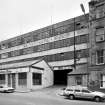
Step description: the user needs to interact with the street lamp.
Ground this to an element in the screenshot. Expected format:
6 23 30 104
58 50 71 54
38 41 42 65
80 4 86 15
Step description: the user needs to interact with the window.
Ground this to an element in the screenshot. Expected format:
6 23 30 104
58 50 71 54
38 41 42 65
17 37 24 45
100 74 105 87
96 5 105 19
11 40 17 47
23 35 33 43
0 43 7 49
54 24 74 35
75 36 81 44
7 42 12 48
23 47 34 55
96 50 104 64
33 73 42 85
75 50 81 60
75 89 81 92
96 27 105 42
11 50 20 57
37 31 50 40
18 72 27 86
66 89 73 91
37 44 49 52
1 53 8 59
82 89 90 93
0 74 5 84
81 49 89 58
75 76 82 85
33 34 38 41
80 35 88 43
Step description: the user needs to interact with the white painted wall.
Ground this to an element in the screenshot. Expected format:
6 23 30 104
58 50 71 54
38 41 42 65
31 60 53 89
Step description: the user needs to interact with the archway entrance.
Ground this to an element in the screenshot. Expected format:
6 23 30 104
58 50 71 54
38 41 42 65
54 69 72 85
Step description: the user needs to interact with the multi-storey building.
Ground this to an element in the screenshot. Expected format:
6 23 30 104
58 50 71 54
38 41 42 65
2 0 105 90
0 13 89 90
88 0 105 89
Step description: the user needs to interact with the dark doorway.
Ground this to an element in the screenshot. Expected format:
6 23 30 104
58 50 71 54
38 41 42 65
54 69 72 85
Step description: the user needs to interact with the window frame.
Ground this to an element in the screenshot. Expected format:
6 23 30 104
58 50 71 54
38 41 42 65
32 73 42 85
18 72 27 86
100 74 105 88
96 4 105 19
75 75 82 85
96 49 104 65
95 27 105 42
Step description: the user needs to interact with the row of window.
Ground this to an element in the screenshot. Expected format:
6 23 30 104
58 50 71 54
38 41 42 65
0 34 89 59
0 49 89 63
0 73 42 86
0 48 89 67
0 20 88 50
45 49 89 62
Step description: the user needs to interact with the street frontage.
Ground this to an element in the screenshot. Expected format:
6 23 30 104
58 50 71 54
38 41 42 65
0 86 105 105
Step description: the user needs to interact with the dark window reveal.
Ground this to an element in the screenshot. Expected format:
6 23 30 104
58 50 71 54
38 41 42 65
33 73 42 85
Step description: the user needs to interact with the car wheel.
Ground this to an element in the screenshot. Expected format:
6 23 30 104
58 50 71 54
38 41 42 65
94 96 101 102
69 95 74 100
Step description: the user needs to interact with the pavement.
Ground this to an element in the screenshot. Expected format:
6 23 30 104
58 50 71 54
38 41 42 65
14 85 105 94
14 85 66 97
15 89 31 93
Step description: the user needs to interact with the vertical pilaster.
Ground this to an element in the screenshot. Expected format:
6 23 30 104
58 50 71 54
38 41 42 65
15 73 18 89
5 74 8 86
27 68 32 89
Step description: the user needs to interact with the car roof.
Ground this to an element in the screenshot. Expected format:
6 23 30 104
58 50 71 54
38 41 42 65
66 85 88 90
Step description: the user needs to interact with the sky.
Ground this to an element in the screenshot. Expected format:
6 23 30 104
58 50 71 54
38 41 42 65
0 0 90 41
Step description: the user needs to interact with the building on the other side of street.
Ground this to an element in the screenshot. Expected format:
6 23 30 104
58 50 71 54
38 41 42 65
0 13 89 90
88 0 105 89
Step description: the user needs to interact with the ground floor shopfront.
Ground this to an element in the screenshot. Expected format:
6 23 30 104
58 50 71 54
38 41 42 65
0 59 53 90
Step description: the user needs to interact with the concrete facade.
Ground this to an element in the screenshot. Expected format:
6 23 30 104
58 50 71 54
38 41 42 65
0 13 89 88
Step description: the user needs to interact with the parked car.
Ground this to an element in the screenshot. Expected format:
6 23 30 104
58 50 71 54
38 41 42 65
0 85 14 93
63 85 105 102
57 87 66 96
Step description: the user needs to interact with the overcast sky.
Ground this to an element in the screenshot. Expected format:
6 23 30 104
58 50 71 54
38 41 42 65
0 0 90 41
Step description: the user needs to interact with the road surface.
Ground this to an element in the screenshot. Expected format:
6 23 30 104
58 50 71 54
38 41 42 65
0 86 105 105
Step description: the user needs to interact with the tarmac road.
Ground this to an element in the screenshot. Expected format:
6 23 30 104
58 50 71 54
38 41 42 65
0 86 105 105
